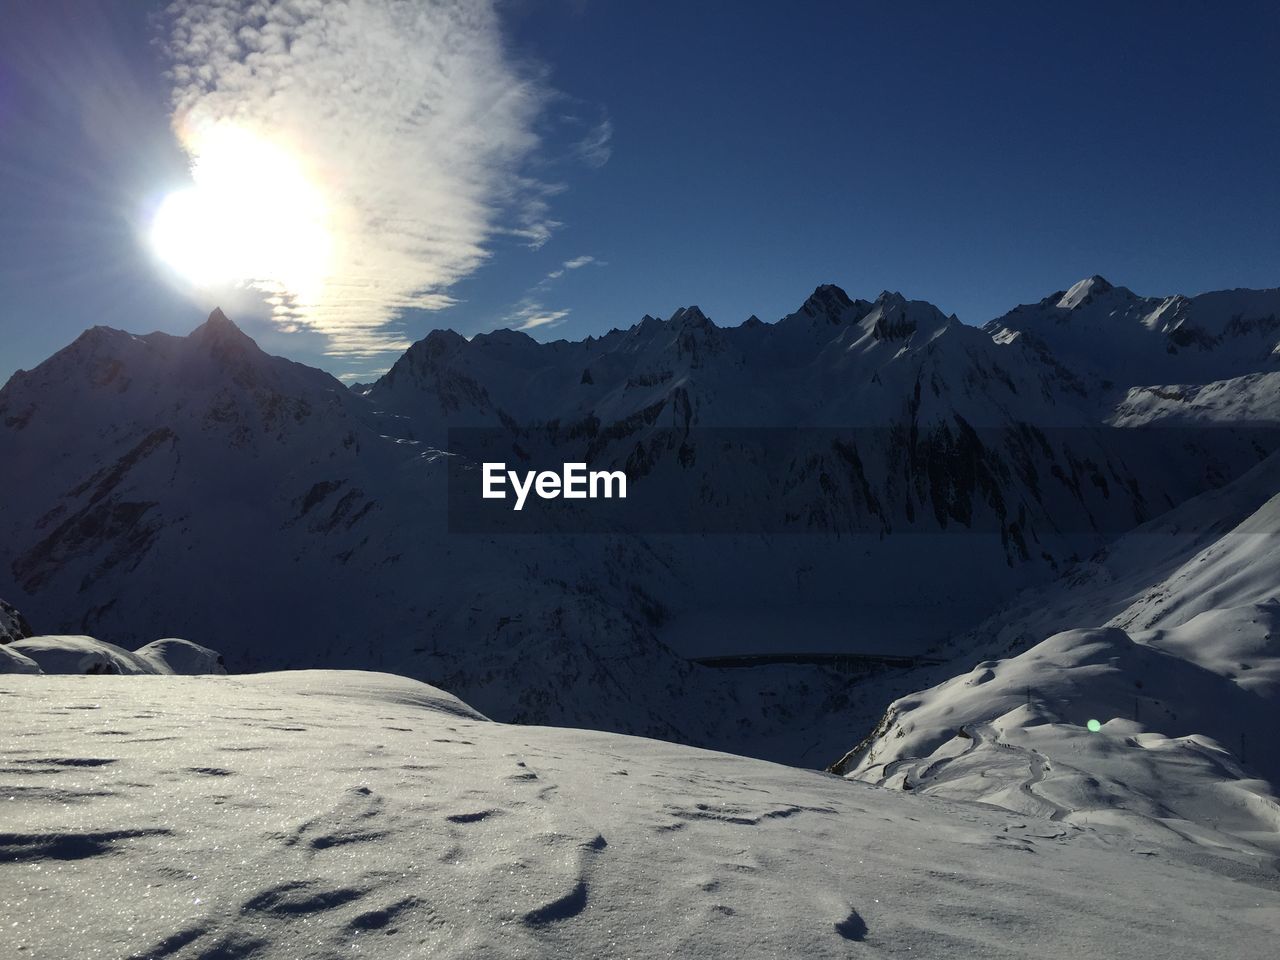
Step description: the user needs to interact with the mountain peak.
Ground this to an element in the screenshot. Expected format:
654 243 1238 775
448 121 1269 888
668 305 713 328
413 328 467 358
799 284 857 322
189 308 256 348
474 328 537 348
185 308 273 380
1056 275 1115 310
875 290 908 308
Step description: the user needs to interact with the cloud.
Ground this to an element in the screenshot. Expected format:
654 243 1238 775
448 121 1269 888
574 117 613 168
162 0 558 362
531 253 602 290
505 297 570 331
500 252 603 331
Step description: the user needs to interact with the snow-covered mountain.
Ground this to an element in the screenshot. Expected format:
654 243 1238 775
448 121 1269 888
2 279 1278 760
832 449 1280 858
2 670 1275 960
987 276 1280 398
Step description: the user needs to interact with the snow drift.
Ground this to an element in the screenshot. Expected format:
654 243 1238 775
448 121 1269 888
834 456 1280 858
0 642 41 674
1 670 1276 960
4 633 227 676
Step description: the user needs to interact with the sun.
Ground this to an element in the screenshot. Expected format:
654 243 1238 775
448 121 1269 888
150 122 333 305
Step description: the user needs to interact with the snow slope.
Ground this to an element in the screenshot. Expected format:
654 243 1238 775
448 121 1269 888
2 670 1277 960
133 638 228 675
833 453 1280 857
0 642 40 674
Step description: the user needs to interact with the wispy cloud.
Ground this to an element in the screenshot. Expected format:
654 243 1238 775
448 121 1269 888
505 298 571 331
574 117 613 168
502 252 604 331
162 0 558 363
532 253 602 289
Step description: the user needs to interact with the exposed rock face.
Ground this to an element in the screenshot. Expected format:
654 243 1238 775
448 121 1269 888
1 597 33 643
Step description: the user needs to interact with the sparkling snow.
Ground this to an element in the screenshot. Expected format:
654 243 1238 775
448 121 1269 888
2 671 1278 959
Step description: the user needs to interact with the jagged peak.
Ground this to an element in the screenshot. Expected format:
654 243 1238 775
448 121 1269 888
193 307 237 334
813 283 851 298
1056 275 1117 310
875 290 909 308
798 283 858 321
189 308 259 351
741 314 764 329
668 305 713 328
857 292 955 343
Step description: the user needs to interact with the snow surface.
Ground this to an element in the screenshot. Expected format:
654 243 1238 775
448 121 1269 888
834 452 1280 861
2 670 1277 959
840 623 1280 855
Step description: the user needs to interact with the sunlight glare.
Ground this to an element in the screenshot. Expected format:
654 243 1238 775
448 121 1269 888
150 123 332 305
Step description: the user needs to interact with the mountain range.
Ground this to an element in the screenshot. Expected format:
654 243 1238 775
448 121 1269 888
2 277 1279 768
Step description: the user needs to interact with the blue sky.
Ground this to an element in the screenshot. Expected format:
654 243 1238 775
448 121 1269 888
1 0 1278 383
